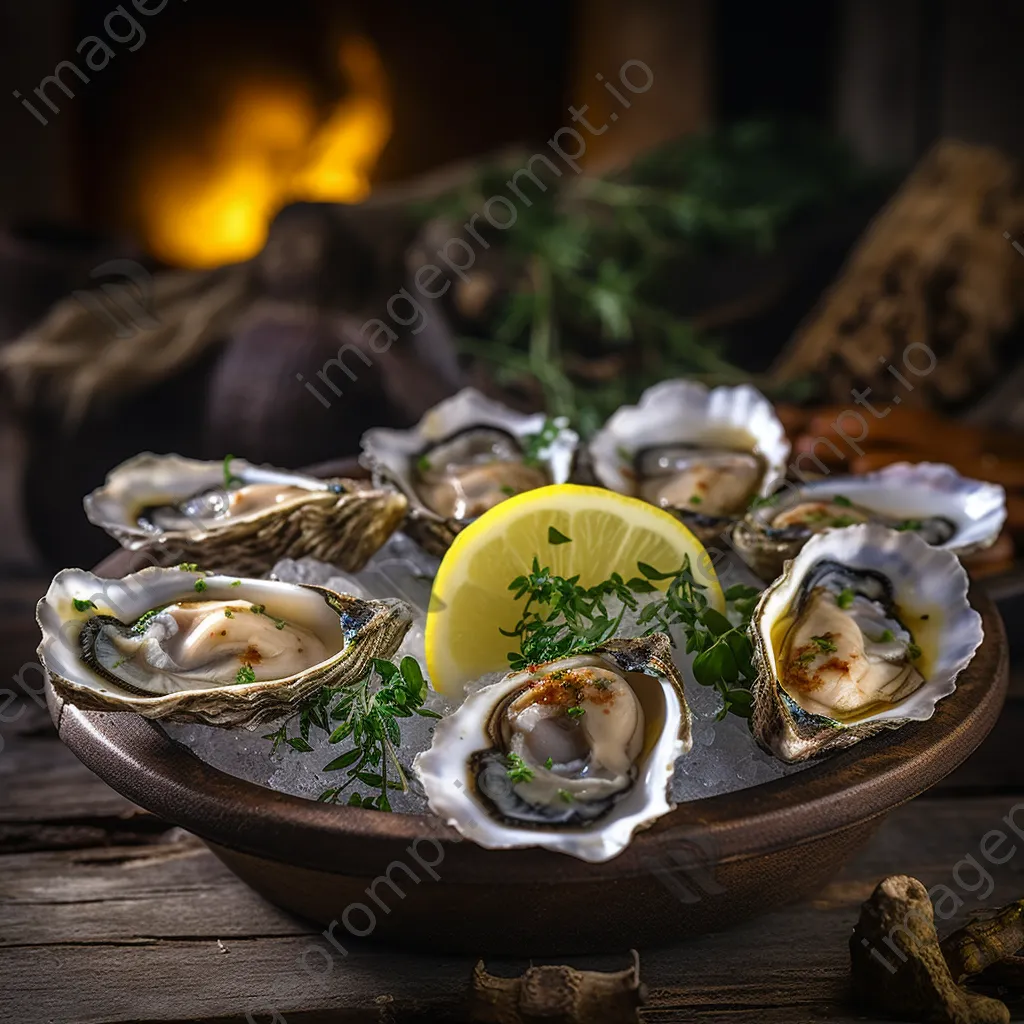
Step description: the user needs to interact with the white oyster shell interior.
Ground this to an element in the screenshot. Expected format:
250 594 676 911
84 453 338 548
360 388 578 520
413 650 687 863
756 524 983 726
589 380 791 505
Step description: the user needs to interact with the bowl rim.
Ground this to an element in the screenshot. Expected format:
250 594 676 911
47 560 1008 883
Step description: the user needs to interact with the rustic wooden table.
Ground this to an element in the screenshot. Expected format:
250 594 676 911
3 578 1024 1024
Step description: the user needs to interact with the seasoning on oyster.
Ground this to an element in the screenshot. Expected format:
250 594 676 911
588 380 790 543
734 462 1005 582
751 524 983 763
37 567 413 726
84 453 408 575
361 388 578 557
414 636 690 862
414 428 550 520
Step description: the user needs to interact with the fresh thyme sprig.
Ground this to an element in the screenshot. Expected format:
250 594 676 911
263 656 440 811
501 538 761 719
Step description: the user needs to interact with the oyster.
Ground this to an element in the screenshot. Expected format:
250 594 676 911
37 566 412 726
733 462 1006 581
84 453 407 575
361 388 578 556
750 524 983 762
588 381 790 543
414 634 690 862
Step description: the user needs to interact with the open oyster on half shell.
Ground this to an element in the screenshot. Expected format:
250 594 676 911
733 462 1006 581
84 453 407 576
37 567 412 727
414 634 690 862
588 381 790 544
360 388 578 556
750 524 983 763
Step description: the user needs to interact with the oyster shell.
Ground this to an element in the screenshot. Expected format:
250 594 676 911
414 634 690 862
733 462 1006 581
84 453 407 576
38 566 412 726
750 524 983 762
361 388 578 556
588 381 790 543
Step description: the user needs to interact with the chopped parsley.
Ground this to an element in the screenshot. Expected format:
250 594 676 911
522 417 562 468
566 705 586 718
230 580 242 588
178 563 199 572
415 454 432 473
544 757 554 769
500 485 517 497
877 629 895 643
749 493 779 509
235 664 256 685
836 587 856 610
223 454 243 490
547 526 572 545
250 604 266 615
194 579 208 593
895 519 923 532
810 634 838 654
506 752 535 783
224 609 234 618
795 650 817 666
829 515 859 528
831 495 853 507
558 789 574 803
688 494 703 505
72 598 96 613
908 643 923 660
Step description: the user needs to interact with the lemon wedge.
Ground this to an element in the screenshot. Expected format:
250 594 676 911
424 483 724 696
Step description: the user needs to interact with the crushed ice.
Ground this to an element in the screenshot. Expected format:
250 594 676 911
161 535 806 813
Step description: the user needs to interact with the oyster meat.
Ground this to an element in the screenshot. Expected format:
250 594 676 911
84 453 407 575
415 427 550 521
751 524 983 762
38 567 412 726
414 634 690 862
734 462 1005 581
588 380 790 543
362 388 578 556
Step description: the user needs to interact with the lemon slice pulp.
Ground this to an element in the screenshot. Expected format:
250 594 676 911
424 484 723 696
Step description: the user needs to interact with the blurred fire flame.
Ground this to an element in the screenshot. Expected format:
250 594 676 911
138 38 391 268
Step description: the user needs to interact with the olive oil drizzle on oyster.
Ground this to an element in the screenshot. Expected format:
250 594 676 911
771 561 926 724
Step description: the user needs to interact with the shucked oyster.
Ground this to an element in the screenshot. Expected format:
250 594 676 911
361 388 578 556
750 524 983 762
588 381 790 543
734 462 1006 581
414 634 690 862
37 567 412 726
84 453 407 576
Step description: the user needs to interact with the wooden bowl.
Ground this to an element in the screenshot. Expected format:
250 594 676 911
45 554 1009 955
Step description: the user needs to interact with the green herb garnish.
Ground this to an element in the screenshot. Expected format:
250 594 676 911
688 495 703 505
544 757 554 769
566 705 586 718
250 604 266 615
896 519 923 532
837 587 855 610
230 580 242 588
558 789 574 803
72 598 96 613
235 664 256 685
831 495 853 507
178 563 199 572
828 515 859 528
500 485 517 497
223 454 243 490
810 634 838 653
749 493 780 509
876 629 895 643
522 417 561 468
547 526 572 545
416 454 432 473
908 643 923 660
224 609 234 618
194 579 207 593
266 655 440 812
506 752 535 783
